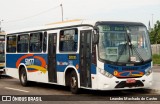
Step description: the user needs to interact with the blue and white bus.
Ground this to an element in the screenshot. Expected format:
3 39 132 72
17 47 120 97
5 20 152 93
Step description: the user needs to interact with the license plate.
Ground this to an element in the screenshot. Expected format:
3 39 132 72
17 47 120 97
126 79 136 83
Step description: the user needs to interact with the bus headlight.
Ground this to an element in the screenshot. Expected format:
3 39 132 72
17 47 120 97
145 67 152 76
98 68 113 78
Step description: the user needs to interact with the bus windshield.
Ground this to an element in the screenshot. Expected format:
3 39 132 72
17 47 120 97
98 25 151 63
0 36 5 62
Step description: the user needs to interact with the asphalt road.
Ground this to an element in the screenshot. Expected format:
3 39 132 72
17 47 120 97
0 77 157 95
0 67 160 104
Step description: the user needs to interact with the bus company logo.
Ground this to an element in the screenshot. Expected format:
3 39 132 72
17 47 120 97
16 54 47 73
25 58 34 65
57 61 68 66
113 70 144 78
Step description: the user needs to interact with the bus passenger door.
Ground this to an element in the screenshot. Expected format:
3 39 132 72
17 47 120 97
48 33 57 83
80 30 92 87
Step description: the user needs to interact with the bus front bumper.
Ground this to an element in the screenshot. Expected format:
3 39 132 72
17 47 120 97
96 72 153 90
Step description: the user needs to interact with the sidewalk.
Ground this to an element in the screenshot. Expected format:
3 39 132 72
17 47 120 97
152 72 160 94
152 65 160 94
152 65 160 72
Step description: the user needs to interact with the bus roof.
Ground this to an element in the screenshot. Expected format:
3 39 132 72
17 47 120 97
6 19 95 35
6 20 145 35
46 19 83 25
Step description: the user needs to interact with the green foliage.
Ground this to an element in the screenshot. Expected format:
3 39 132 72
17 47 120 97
149 20 160 44
152 54 160 65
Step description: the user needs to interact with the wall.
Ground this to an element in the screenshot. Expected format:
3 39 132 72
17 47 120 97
151 44 160 55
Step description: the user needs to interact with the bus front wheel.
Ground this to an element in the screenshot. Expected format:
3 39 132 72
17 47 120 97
70 71 79 94
19 67 29 86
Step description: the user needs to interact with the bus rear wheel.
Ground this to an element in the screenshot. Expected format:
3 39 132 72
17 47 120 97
70 71 79 94
19 67 29 86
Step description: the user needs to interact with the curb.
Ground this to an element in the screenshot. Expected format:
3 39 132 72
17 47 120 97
149 88 160 94
153 65 160 68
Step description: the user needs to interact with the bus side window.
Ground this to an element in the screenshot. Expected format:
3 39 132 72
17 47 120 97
7 36 17 53
17 34 29 52
30 32 43 52
59 28 78 52
0 36 5 53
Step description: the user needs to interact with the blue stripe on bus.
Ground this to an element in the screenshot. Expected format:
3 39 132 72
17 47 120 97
6 54 48 68
56 54 81 72
6 53 96 74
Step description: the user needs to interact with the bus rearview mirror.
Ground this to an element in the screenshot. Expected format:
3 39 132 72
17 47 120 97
93 27 99 44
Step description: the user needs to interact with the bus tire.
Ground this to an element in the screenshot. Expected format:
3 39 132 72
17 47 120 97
19 67 29 86
70 70 79 94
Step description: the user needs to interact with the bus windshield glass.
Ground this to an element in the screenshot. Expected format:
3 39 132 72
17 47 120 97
98 25 151 63
0 36 5 62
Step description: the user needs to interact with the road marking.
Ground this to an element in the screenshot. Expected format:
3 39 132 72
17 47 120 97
5 87 29 93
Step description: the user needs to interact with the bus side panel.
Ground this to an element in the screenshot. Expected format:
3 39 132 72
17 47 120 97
6 54 19 79
56 54 79 72
91 64 97 89
6 53 48 83
5 67 19 79
56 54 79 85
56 53 98 88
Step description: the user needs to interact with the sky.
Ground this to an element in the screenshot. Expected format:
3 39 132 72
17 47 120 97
0 0 160 32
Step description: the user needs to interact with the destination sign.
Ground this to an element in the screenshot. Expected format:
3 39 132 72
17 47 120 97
101 25 127 31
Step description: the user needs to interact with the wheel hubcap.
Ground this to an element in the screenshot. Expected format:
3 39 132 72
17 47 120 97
21 73 26 83
71 77 76 88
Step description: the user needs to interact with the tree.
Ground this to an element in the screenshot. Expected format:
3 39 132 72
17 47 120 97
150 20 160 44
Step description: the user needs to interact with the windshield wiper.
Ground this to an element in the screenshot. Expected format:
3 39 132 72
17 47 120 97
131 45 144 62
126 29 144 63
116 29 144 64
